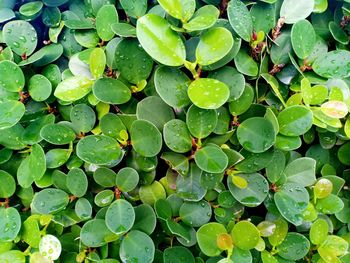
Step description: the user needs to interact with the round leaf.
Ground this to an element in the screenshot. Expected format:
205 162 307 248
194 145 228 173
116 167 139 192
196 223 227 257
31 188 69 214
28 74 52 101
130 120 162 157
0 207 21 242
40 124 76 145
188 78 229 109
280 0 315 24
231 221 260 250
76 135 122 165
0 60 25 92
228 0 253 42
154 66 191 108
3 20 37 56
106 199 135 235
96 5 118 41
92 78 131 105
291 19 316 59
157 0 195 22
278 105 313 136
80 219 115 248
120 230 155 263
313 50 350 79
0 100 25 130
276 233 310 260
164 119 192 153
54 76 93 102
0 170 16 198
196 27 234 66
66 168 88 197
237 117 276 153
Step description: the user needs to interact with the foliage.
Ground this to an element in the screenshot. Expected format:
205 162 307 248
0 0 349 262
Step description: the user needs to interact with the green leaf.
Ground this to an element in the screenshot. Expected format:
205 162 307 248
194 145 228 173
310 219 328 245
17 144 46 188
270 31 293 65
196 27 233 66
22 217 41 248
40 124 76 145
120 230 155 262
229 84 254 116
0 251 25 262
164 119 192 153
93 167 117 188
319 235 349 258
196 223 227 256
316 194 344 214
89 48 106 79
100 113 126 139
276 233 310 260
75 198 92 219
116 167 139 192
139 181 166 205
96 5 118 41
183 5 219 31
54 76 93 102
133 204 157 235
31 188 69 214
179 200 212 227
291 19 316 59
111 22 136 37
120 0 147 18
228 0 253 41
0 60 25 92
261 73 287 108
0 207 21 242
0 170 15 198
158 0 195 22
301 79 328 105
231 221 260 250
106 199 135 235
234 49 258 77
130 120 162 157
80 219 116 248
208 66 245 101
0 100 25 130
313 50 350 79
280 0 315 24
274 183 309 225
66 168 88 197
278 105 313 136
3 20 37 56
237 117 276 153
284 157 316 187
227 173 269 207
163 246 195 263
19 1 43 17
28 74 52 101
136 14 186 66
136 96 175 131
154 66 191 108
115 38 153 84
92 78 131 104
70 104 96 133
186 105 217 139
94 190 114 207
176 163 206 201
188 78 229 109
76 135 122 165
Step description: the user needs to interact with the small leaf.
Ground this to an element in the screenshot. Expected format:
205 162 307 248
0 60 25 92
106 199 135 235
313 50 350 79
291 19 316 59
0 100 25 130
310 219 328 245
92 78 131 104
186 105 218 138
196 223 227 257
40 124 76 145
31 188 69 214
284 157 316 187
54 76 93 102
89 48 106 79
96 4 118 41
164 119 192 153
228 0 253 41
188 78 230 109
183 5 219 31
278 105 313 136
0 207 21 242
130 120 162 157
231 221 260 250
196 27 233 66
194 145 228 173
120 230 155 262
116 167 139 192
158 0 195 22
276 233 310 260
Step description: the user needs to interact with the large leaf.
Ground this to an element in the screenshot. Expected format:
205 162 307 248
291 19 316 59
284 157 316 187
0 60 25 92
313 50 350 79
136 14 186 66
0 100 25 130
280 0 315 24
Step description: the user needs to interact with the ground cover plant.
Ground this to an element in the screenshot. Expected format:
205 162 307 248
0 0 350 262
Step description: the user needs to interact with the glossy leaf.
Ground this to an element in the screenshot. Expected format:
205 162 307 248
228 0 253 42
